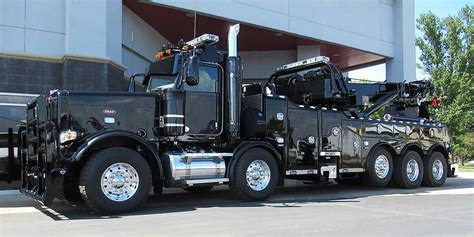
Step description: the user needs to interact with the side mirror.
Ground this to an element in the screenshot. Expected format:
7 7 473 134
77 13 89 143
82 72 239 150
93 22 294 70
185 55 199 86
127 76 136 92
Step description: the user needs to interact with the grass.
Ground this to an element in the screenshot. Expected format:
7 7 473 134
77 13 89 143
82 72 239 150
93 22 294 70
459 161 474 172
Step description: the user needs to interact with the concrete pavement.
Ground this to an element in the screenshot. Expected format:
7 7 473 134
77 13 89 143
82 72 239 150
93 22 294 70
0 173 473 236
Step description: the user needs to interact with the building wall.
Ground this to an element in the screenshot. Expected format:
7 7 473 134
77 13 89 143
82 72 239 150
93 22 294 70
0 0 416 95
240 50 296 79
147 0 415 82
0 0 127 94
0 0 65 57
122 6 170 77
147 0 395 57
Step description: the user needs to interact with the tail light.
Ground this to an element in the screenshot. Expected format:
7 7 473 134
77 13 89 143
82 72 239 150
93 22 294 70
431 96 438 107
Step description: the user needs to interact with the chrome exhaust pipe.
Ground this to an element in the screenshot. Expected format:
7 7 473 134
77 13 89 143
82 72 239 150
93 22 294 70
226 24 242 143
228 24 240 57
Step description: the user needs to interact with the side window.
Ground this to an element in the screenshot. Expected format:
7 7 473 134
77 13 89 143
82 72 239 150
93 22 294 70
184 65 219 93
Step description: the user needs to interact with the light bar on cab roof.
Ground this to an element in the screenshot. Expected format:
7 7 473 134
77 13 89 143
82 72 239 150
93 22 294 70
276 56 330 72
186 34 219 47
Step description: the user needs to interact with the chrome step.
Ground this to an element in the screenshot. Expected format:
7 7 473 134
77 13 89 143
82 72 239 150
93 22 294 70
285 169 318 175
185 178 229 186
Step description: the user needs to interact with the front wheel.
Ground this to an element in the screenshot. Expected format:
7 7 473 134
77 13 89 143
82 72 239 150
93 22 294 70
230 148 279 201
79 147 152 214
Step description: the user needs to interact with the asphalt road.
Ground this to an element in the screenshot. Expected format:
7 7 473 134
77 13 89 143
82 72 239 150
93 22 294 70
0 173 473 237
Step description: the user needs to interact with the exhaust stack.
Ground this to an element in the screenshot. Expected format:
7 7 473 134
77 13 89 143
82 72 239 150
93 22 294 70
226 24 242 144
228 24 240 57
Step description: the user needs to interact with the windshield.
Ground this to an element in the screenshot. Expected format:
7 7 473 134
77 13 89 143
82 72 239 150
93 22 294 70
148 75 176 91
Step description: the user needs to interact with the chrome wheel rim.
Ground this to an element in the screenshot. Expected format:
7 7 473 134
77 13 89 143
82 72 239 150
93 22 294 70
101 162 139 202
246 160 271 191
432 160 444 181
374 155 390 179
406 159 420 182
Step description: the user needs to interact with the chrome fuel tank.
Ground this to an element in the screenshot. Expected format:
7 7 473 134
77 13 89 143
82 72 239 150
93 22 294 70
161 149 232 187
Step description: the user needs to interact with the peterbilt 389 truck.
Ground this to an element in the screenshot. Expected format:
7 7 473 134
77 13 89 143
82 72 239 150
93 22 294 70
11 24 451 214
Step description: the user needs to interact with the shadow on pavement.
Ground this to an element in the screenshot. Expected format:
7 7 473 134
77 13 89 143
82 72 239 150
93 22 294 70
1 175 472 221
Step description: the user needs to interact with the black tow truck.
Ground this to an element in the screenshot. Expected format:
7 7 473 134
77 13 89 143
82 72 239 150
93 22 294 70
11 24 452 213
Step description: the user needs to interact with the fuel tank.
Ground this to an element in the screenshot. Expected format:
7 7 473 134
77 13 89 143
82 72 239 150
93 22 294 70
161 147 232 187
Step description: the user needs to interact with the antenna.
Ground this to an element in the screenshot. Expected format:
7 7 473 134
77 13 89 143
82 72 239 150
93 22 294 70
130 29 134 76
193 0 197 39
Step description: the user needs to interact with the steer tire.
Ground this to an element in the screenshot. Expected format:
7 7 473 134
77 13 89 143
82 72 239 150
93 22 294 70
363 147 393 187
393 151 424 189
79 147 152 214
422 152 447 187
183 186 213 194
230 148 278 201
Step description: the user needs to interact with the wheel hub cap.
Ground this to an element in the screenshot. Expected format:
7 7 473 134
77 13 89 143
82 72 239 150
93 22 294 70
432 160 443 181
374 155 389 179
406 159 420 182
101 162 139 202
111 176 126 187
246 160 271 191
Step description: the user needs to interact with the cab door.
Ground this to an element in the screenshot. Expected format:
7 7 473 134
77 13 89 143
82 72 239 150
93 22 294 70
184 63 221 135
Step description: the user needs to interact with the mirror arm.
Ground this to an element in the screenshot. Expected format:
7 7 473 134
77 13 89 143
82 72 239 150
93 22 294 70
128 75 135 92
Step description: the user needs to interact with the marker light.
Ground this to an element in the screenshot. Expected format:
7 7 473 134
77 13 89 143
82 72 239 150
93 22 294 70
60 129 78 144
186 34 219 47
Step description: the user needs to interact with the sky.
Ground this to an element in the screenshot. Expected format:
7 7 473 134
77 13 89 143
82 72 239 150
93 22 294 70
348 0 470 82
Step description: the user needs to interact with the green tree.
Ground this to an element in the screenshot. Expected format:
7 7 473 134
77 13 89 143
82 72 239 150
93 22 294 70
416 5 474 161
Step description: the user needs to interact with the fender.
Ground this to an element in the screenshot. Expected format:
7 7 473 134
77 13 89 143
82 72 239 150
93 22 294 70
227 141 284 185
400 142 424 156
427 143 449 158
70 129 163 180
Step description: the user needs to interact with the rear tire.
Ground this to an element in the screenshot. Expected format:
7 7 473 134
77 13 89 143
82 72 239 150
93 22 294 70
422 152 447 187
230 148 279 201
363 147 393 187
79 147 152 214
393 151 423 189
183 186 213 194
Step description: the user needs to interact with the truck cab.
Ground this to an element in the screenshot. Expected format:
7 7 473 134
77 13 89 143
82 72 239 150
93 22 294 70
143 52 224 137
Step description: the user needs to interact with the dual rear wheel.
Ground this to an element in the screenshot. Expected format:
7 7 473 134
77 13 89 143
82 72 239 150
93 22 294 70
229 148 279 201
363 147 447 189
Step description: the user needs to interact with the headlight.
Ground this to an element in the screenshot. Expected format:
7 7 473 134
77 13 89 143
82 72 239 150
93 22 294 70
59 129 78 144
